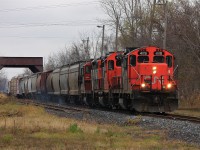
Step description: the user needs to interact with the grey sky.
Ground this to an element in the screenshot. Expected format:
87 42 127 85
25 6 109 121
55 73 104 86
0 0 106 79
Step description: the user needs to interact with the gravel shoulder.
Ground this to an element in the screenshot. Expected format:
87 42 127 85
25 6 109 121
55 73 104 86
46 108 200 146
140 116 200 146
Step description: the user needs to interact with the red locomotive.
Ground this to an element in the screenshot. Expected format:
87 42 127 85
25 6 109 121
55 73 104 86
121 46 178 112
8 46 178 112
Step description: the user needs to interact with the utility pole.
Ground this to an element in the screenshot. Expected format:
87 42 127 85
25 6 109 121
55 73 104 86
115 16 119 52
102 25 105 56
149 0 157 44
86 37 89 59
163 1 168 49
82 37 90 60
156 0 170 49
97 25 105 57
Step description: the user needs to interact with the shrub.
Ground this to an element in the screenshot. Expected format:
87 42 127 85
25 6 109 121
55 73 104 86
68 123 83 133
2 134 13 144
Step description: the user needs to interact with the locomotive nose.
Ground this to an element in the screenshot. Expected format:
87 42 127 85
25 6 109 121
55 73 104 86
138 63 169 91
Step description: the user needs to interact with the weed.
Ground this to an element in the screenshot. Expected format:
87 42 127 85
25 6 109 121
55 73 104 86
125 116 142 125
2 134 13 144
68 123 83 133
105 130 114 137
150 135 161 141
95 127 100 134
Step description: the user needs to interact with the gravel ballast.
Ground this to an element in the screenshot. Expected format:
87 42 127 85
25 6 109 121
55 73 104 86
140 116 200 145
46 108 200 146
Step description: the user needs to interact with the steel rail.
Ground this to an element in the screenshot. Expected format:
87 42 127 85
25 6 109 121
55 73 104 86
16 99 200 124
16 99 90 114
144 113 200 124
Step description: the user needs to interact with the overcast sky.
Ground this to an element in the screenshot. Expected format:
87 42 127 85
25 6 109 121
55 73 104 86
0 0 106 79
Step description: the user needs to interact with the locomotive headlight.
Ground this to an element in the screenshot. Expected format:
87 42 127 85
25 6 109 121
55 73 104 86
141 83 146 88
167 83 172 89
152 66 157 70
152 66 157 74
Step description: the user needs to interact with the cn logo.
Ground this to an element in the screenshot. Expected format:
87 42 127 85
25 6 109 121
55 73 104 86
144 76 163 84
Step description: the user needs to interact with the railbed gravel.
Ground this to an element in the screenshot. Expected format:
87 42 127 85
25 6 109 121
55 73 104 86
46 107 200 146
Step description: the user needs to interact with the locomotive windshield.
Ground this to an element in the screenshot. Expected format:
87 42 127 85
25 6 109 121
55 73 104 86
166 56 173 68
108 60 114 70
130 55 136 66
153 56 164 63
85 66 91 74
138 56 149 63
116 59 122 67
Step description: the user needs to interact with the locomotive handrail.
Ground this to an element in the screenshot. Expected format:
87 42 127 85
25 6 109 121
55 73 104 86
174 65 178 74
130 67 141 86
173 65 178 80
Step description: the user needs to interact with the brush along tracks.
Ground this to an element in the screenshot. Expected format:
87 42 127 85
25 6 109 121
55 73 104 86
145 113 200 124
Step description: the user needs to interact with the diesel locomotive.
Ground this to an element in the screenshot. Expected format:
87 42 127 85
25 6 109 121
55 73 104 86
8 46 178 112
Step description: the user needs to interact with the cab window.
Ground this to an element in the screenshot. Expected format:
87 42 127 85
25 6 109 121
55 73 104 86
138 56 149 63
85 66 91 74
108 60 114 70
116 59 122 67
153 56 164 63
166 56 172 68
92 61 98 69
130 55 136 66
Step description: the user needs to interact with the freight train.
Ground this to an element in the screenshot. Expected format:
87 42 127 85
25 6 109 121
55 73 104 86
8 46 178 112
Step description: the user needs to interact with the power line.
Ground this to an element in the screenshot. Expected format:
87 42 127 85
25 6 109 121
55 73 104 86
0 19 99 26
0 36 76 39
0 19 109 28
0 19 98 25
0 23 100 28
0 35 101 39
0 1 99 12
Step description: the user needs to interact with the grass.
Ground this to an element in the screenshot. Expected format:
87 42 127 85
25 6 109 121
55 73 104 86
174 94 200 117
0 94 199 149
171 108 200 117
179 93 200 109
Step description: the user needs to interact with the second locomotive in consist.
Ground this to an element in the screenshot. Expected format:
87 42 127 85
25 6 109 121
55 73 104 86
9 46 178 112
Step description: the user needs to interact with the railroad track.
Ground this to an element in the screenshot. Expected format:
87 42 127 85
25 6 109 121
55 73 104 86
145 113 200 124
17 99 90 114
16 99 200 124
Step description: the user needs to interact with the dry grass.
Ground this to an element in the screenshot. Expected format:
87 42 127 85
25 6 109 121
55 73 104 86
172 109 200 117
177 93 200 117
0 94 199 150
179 93 200 109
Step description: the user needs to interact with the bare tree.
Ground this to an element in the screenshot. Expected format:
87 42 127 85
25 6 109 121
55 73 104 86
0 70 8 92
